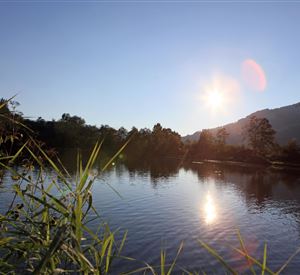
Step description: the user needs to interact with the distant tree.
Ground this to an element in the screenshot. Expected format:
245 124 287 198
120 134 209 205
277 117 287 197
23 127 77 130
61 113 71 121
244 116 276 156
214 127 229 159
195 129 214 159
281 139 300 163
9 100 22 115
216 127 229 147
124 124 184 162
36 117 45 123
198 129 214 146
61 113 85 125
117 127 128 141
153 123 163 133
128 127 138 136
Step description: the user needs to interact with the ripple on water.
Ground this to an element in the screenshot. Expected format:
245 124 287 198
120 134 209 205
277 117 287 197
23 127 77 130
2 164 300 273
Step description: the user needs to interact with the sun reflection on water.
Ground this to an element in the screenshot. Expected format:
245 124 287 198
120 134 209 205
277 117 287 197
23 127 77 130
203 192 217 224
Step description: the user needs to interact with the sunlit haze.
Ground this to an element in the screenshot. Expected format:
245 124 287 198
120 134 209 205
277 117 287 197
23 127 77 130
207 90 224 110
1 2 300 135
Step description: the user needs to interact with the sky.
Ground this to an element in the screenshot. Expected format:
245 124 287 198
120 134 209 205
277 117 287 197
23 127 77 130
1 1 300 136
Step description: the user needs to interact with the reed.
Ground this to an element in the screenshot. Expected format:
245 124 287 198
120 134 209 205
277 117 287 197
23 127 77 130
0 140 130 274
0 98 130 274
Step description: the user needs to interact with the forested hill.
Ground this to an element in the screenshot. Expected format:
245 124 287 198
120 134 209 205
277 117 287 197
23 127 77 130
183 102 300 145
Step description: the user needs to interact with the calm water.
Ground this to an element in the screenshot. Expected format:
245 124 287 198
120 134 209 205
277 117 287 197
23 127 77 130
2 161 300 274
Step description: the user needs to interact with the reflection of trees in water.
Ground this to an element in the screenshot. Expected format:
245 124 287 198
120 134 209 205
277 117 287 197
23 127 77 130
183 162 227 182
244 172 274 207
187 163 300 237
186 162 300 210
52 151 300 238
54 150 300 213
125 158 181 187
236 170 300 210
56 148 123 175
55 149 181 186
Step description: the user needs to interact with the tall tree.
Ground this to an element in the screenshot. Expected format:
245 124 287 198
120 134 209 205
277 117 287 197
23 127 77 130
281 139 300 162
195 129 214 159
216 127 229 147
244 116 276 156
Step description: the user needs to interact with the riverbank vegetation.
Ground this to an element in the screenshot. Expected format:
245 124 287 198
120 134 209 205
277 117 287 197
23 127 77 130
1 98 300 168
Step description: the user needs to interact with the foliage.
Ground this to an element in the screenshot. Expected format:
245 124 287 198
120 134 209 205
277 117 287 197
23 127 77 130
3 98 300 165
124 123 185 162
23 114 185 162
0 98 25 157
186 129 215 160
215 127 229 147
0 100 130 274
279 139 300 163
243 116 276 156
0 146 129 273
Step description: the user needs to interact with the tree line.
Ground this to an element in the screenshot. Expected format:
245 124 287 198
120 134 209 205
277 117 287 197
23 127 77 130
186 116 300 164
1 98 300 165
0 99 185 165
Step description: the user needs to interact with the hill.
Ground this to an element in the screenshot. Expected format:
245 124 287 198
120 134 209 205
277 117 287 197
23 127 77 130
183 102 300 145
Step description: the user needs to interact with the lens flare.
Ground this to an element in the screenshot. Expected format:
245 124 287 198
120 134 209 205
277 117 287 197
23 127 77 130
242 59 267 91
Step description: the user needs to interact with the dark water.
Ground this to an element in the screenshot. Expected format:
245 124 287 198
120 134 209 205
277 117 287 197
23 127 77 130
2 161 300 274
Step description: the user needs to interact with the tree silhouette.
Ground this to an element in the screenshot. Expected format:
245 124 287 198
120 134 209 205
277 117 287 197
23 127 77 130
244 116 276 156
216 127 229 147
281 139 300 163
196 129 214 159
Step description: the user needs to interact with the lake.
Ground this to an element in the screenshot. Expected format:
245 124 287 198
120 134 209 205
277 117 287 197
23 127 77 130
2 161 300 274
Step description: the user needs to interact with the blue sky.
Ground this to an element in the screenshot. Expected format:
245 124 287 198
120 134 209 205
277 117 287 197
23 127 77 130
1 1 300 135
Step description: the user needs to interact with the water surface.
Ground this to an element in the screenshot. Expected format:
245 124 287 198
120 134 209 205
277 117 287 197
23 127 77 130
2 162 300 274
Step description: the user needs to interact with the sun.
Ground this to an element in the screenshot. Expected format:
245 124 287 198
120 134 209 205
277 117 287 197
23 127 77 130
206 90 224 110
199 74 240 113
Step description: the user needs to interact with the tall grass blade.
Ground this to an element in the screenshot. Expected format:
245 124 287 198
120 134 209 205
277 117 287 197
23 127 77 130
262 243 267 275
101 136 132 172
33 226 66 275
77 141 102 192
275 246 300 274
29 136 71 190
161 249 166 275
230 246 275 275
8 140 28 164
198 240 237 274
0 237 14 246
237 229 256 275
167 241 184 275
0 95 16 110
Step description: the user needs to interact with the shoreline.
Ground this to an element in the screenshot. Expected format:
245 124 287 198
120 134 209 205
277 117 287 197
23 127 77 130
191 159 300 172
